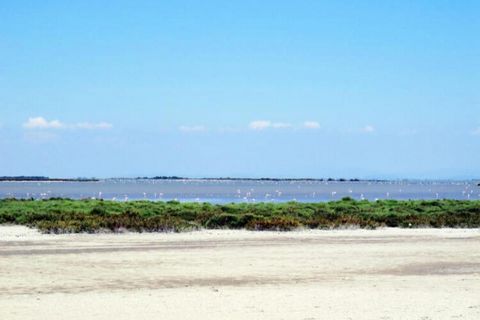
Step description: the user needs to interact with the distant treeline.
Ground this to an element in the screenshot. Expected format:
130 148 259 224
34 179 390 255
1 175 368 182
1 198 479 233
3 176 478 184
137 176 185 180
137 176 371 182
0 176 99 182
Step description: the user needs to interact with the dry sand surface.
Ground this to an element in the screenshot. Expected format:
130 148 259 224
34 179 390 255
1 226 479 320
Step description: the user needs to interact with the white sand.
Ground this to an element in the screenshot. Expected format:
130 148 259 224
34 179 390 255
1 226 479 319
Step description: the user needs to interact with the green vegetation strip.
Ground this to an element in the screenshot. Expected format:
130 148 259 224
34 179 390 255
1 198 479 233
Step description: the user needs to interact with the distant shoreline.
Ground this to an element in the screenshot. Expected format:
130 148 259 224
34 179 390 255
134 176 369 182
0 176 478 184
0 176 376 183
0 177 99 182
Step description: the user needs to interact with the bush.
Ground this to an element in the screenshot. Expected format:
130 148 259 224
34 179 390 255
0 198 478 233
247 216 301 231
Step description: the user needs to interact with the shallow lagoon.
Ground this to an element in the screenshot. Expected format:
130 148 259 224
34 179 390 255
1 179 479 203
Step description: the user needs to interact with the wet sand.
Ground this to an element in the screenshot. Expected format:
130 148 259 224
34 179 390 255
1 226 479 319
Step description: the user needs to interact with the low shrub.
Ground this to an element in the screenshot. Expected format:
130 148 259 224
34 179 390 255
0 198 478 233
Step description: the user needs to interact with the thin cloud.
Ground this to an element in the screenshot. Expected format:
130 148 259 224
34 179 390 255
303 121 320 129
23 117 113 130
361 125 375 133
271 122 292 129
23 117 64 129
179 125 207 132
218 126 242 133
472 127 480 136
249 120 292 130
249 120 271 130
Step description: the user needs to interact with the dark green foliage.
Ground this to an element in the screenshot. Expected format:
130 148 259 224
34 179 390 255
247 216 301 231
0 198 479 233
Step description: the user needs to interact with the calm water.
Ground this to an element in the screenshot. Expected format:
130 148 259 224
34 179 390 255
0 179 479 203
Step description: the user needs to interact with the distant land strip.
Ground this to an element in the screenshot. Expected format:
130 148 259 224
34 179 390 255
0 176 99 182
1 176 479 184
0 176 383 182
136 176 367 182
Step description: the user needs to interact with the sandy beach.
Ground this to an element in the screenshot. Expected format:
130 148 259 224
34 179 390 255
1 226 479 320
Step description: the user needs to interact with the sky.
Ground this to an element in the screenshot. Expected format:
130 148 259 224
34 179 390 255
1 1 479 179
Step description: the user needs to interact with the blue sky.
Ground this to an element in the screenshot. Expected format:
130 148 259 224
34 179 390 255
1 1 479 179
